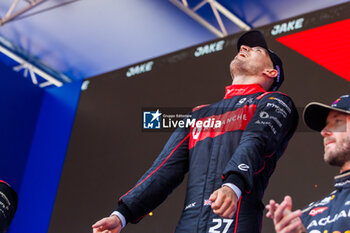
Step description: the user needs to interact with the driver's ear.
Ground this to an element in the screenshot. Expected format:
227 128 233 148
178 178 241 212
263 68 278 79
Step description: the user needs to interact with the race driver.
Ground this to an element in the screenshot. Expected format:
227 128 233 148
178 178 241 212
266 95 350 233
92 30 299 233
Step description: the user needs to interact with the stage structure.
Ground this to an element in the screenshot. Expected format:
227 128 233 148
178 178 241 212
47 3 349 233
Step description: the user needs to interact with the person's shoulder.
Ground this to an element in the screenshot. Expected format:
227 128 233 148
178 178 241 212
256 91 292 101
256 91 296 109
302 190 337 213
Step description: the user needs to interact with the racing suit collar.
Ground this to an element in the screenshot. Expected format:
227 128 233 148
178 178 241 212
224 84 265 99
334 170 350 190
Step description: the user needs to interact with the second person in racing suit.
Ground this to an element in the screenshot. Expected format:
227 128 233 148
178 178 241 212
266 94 350 233
301 170 350 233
92 30 299 233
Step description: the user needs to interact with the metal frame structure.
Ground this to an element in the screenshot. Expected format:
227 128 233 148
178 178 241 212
0 44 64 87
0 0 47 26
169 0 251 37
0 0 70 88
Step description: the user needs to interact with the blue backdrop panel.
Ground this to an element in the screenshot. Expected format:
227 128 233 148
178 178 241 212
0 61 44 192
8 80 82 233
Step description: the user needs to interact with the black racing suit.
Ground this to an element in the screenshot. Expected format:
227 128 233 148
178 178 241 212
0 180 18 233
117 84 298 232
301 171 350 233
